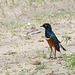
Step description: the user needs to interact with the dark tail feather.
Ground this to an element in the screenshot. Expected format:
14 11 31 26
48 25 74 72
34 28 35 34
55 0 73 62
60 44 66 51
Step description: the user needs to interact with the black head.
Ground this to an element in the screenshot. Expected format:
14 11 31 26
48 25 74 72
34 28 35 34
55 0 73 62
41 23 52 30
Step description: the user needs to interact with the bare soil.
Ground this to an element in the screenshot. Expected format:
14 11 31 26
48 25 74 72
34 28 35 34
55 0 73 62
0 0 75 75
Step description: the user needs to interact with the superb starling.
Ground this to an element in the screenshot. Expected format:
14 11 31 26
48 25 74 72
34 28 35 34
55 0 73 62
41 23 66 59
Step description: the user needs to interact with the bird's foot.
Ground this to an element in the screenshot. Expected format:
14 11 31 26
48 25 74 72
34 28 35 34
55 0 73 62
52 57 57 59
47 57 52 59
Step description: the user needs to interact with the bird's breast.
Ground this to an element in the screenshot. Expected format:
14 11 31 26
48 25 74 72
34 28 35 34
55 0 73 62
46 38 55 48
46 38 53 45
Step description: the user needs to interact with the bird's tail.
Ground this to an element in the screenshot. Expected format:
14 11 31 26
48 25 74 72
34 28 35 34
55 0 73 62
59 43 66 51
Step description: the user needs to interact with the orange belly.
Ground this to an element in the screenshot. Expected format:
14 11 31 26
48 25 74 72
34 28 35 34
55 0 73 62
46 38 56 50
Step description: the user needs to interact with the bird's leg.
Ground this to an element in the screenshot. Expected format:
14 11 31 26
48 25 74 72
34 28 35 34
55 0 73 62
54 50 56 59
50 50 52 58
48 50 52 59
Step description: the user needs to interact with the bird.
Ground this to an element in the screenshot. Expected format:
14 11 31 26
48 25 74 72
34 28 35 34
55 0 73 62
41 23 66 59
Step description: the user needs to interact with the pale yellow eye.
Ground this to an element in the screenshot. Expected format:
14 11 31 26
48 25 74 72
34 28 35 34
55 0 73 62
45 25 47 27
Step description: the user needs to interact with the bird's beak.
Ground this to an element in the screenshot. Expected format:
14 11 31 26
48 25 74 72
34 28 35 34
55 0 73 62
40 25 43 27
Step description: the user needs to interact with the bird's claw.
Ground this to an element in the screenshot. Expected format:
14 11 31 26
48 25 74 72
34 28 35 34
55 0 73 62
53 57 57 59
47 57 52 59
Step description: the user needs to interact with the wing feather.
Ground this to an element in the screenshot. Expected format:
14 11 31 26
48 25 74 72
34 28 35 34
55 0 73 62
50 33 60 51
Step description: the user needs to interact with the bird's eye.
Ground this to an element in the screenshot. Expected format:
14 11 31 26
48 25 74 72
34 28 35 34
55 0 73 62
45 25 47 27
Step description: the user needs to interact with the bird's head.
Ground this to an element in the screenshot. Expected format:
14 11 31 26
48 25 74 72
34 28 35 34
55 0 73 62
40 23 52 31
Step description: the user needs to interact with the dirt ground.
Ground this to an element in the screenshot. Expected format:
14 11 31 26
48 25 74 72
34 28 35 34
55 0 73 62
0 0 75 75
